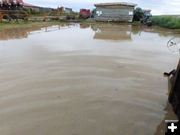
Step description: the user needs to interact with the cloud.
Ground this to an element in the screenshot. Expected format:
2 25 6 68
23 0 180 15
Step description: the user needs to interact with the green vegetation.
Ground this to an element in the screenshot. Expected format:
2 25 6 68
133 7 145 21
132 21 141 26
22 7 41 16
1 14 180 30
91 8 96 18
133 7 180 29
151 15 180 29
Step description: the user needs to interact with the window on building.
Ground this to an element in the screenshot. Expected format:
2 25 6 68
96 11 102 16
129 11 133 15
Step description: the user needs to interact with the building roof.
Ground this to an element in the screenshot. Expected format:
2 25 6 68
143 9 151 12
65 8 72 10
0 0 39 8
22 2 39 8
94 2 137 7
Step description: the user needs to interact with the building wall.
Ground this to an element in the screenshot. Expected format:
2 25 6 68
39 7 54 13
64 8 72 14
24 6 40 13
95 6 135 22
31 7 40 12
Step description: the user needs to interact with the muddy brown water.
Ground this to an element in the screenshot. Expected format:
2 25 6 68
0 23 180 135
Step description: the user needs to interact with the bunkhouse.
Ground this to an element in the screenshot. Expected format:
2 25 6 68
94 2 137 22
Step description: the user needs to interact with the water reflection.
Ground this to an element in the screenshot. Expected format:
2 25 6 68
167 37 180 54
0 24 180 42
0 28 29 40
0 24 73 40
92 24 132 41
80 24 91 29
131 25 180 37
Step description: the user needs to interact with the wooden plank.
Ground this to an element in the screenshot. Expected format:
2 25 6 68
168 59 180 119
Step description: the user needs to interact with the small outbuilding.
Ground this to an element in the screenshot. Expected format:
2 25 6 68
143 9 152 17
94 2 137 22
80 9 91 19
64 8 73 14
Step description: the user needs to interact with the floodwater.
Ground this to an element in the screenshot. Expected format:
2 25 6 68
0 23 180 135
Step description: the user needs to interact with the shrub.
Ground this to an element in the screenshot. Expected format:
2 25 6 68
151 15 180 29
133 7 145 21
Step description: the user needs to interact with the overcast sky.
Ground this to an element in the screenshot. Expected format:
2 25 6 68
24 0 180 15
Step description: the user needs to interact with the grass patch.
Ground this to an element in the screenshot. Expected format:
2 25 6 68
132 21 141 26
151 15 180 29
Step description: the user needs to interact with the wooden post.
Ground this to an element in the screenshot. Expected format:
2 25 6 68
57 7 63 19
168 59 180 119
24 11 29 22
43 13 47 22
0 11 2 23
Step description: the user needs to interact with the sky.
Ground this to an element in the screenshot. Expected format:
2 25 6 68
24 0 180 15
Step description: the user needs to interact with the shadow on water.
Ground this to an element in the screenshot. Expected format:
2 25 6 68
154 73 179 135
154 102 177 135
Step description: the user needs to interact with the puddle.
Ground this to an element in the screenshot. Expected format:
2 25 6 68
0 23 179 135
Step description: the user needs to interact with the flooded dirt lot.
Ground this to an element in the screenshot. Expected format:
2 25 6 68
0 23 180 135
